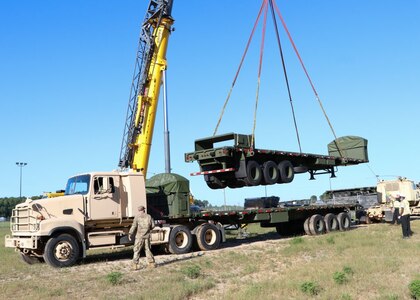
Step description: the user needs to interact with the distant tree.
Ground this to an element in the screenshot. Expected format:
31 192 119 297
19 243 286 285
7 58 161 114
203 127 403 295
194 199 210 208
0 197 25 218
310 195 317 203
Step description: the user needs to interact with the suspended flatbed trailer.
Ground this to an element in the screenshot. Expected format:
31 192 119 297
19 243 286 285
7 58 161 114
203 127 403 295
185 133 368 189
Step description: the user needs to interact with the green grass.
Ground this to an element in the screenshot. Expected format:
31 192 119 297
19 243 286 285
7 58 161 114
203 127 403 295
2 221 420 299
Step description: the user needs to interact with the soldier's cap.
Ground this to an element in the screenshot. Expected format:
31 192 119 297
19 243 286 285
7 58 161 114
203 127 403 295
399 194 405 199
138 205 145 211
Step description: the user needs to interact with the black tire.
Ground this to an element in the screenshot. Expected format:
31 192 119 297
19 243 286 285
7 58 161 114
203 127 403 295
324 213 339 232
278 160 295 183
168 225 193 254
43 234 80 268
20 252 44 265
337 212 351 231
303 217 311 235
309 214 325 235
244 160 262 186
205 176 226 189
262 161 279 185
293 165 308 174
195 223 221 251
275 224 289 236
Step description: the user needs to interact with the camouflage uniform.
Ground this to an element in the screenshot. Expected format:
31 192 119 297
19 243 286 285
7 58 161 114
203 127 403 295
129 207 155 268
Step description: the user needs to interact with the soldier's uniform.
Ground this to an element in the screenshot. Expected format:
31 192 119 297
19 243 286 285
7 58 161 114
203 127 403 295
129 206 155 269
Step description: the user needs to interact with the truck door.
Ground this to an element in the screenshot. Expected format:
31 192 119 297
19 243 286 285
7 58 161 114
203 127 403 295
89 175 121 220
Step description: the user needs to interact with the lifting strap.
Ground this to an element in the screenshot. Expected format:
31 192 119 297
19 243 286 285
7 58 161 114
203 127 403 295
272 0 344 158
213 0 268 137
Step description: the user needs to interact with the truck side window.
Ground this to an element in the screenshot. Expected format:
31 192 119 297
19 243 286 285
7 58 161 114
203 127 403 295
94 177 104 194
108 177 115 193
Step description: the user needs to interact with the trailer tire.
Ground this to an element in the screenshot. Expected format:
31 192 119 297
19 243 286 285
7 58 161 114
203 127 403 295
262 161 279 185
324 213 339 232
196 223 221 251
278 160 294 183
168 225 193 254
205 175 226 189
309 214 325 235
337 212 351 231
244 160 262 186
303 217 311 235
43 233 80 268
19 252 44 265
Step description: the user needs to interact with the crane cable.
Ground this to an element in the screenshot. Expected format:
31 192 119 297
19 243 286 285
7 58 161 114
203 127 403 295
213 0 268 136
272 0 344 158
269 0 302 153
251 2 269 149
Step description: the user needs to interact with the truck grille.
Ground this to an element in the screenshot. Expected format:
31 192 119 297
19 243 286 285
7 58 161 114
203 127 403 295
10 207 39 232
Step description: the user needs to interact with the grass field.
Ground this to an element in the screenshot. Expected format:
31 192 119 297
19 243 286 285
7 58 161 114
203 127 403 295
1 220 420 299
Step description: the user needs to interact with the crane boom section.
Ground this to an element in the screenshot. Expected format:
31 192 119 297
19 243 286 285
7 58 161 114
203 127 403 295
132 17 173 174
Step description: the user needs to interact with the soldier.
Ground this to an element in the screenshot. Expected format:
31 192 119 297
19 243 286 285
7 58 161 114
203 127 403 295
391 193 401 225
398 194 412 239
128 205 156 270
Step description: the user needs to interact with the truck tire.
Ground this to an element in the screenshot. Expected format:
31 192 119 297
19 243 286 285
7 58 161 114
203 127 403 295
168 225 193 254
244 160 262 186
278 160 294 183
196 223 221 251
19 252 44 265
309 214 325 235
337 212 351 231
324 213 339 232
43 233 80 268
303 217 311 235
262 161 279 185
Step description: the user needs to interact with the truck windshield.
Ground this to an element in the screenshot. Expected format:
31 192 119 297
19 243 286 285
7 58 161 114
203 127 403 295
65 175 90 195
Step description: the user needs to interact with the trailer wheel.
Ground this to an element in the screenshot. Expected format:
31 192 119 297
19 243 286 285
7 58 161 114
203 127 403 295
303 217 311 235
196 223 221 251
309 214 325 235
324 213 339 232
278 160 294 183
43 233 80 268
168 225 193 254
19 252 44 265
337 212 351 231
262 161 279 185
205 175 226 189
244 160 262 186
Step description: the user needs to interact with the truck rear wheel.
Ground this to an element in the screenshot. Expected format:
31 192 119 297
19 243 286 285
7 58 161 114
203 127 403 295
324 213 339 232
196 223 221 251
303 217 311 235
168 225 193 254
278 160 294 183
337 212 351 231
309 214 325 235
244 160 262 186
262 161 279 185
43 233 80 268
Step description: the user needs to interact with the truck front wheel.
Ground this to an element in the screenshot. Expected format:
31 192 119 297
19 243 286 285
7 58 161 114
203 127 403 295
43 234 80 268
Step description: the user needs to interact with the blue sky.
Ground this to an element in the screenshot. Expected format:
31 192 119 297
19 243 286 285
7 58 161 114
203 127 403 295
1 1 419 206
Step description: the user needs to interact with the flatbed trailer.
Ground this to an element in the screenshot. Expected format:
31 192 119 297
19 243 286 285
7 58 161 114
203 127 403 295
185 133 368 189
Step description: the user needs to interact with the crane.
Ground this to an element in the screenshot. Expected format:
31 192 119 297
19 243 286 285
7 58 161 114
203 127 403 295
118 0 174 176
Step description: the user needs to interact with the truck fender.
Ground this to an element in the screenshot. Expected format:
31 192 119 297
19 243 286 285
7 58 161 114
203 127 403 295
40 218 86 257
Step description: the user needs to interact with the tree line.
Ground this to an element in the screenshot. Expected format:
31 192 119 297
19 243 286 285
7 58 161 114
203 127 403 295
0 196 43 219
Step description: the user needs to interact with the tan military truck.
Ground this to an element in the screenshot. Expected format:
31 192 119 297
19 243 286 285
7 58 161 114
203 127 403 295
366 177 420 221
5 172 226 267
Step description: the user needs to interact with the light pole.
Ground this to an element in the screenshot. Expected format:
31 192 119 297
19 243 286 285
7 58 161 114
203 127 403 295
16 162 27 199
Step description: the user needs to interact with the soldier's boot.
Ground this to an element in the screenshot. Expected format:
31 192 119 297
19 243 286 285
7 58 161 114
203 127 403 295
132 262 140 271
